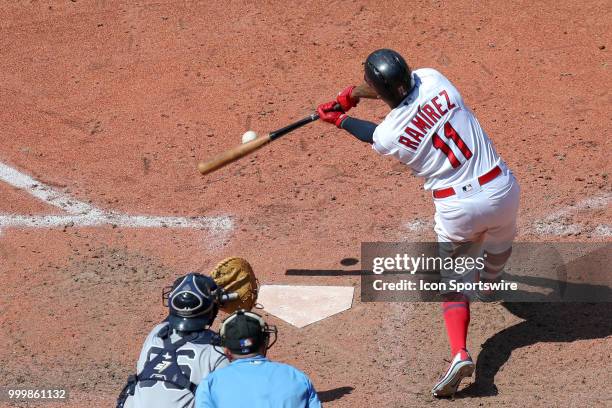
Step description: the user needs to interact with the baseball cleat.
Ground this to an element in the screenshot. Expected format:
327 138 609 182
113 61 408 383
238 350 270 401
431 349 474 398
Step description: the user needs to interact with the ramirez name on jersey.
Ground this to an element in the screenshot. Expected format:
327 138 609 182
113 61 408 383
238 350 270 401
372 68 502 191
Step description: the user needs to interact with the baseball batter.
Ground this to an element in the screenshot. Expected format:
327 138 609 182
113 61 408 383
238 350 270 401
317 49 520 397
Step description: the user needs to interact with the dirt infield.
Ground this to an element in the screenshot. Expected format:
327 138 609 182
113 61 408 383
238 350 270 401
1 1 610 407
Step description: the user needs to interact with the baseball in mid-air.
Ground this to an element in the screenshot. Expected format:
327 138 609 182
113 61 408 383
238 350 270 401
242 130 257 144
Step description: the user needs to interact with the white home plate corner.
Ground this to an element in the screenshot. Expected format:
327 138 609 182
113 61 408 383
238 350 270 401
0 161 233 236
257 285 354 328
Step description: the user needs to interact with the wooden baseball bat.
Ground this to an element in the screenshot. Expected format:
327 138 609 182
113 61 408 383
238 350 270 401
197 105 340 175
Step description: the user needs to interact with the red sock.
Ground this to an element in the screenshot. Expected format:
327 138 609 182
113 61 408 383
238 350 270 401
442 300 470 358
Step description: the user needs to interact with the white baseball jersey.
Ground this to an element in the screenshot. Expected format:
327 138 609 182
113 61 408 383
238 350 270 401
372 68 502 190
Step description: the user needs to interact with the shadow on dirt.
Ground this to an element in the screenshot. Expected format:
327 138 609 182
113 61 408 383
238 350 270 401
460 245 612 397
318 386 354 403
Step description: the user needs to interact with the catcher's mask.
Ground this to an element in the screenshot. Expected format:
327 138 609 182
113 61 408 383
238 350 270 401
219 310 277 355
364 48 415 109
162 273 219 333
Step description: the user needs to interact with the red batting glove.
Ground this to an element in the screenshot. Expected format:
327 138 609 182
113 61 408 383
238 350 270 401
336 85 358 112
317 101 347 128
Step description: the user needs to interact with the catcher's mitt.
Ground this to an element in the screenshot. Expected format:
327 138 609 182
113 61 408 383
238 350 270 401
210 257 258 314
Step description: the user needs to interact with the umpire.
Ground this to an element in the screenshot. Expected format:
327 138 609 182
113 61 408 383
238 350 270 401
195 310 322 408
117 273 229 408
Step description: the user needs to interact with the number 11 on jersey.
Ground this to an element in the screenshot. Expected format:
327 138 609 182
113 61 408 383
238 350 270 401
432 122 473 168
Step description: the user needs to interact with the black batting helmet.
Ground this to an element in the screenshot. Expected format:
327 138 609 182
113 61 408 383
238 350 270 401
162 273 219 332
364 49 414 108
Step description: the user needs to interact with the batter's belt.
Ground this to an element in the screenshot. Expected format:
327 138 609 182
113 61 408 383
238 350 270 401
432 165 502 199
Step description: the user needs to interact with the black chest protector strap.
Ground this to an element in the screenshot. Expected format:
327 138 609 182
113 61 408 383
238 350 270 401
117 326 219 407
137 326 199 393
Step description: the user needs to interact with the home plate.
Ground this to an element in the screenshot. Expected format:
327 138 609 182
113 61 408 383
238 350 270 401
258 285 354 328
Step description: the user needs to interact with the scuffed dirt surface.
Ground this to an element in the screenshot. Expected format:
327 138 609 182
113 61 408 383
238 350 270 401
0 1 610 407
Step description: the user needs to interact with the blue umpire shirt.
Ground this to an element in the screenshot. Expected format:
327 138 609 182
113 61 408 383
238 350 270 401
195 355 322 408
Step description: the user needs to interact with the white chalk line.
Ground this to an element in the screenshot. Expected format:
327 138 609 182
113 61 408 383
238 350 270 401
531 192 611 236
0 214 233 230
400 193 611 237
536 193 611 221
593 224 612 237
0 162 95 215
403 219 431 232
3 159 607 237
0 161 233 233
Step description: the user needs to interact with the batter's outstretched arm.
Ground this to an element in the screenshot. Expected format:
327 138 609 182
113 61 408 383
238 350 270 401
333 82 379 143
351 82 380 100
318 81 379 143
339 116 376 144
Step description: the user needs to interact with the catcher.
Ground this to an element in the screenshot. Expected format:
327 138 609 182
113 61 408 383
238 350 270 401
117 258 258 408
317 49 520 397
